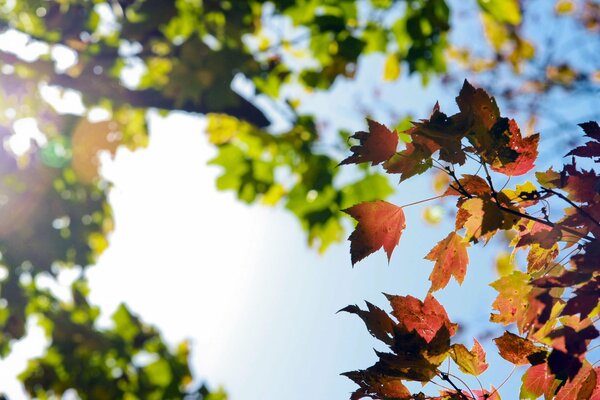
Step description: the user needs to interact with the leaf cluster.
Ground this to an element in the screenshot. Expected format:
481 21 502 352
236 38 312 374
340 81 600 399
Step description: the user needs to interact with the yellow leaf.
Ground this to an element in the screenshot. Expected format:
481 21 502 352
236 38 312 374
555 0 575 14
383 53 401 81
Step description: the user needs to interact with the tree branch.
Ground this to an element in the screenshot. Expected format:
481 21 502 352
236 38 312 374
542 187 600 229
0 48 270 127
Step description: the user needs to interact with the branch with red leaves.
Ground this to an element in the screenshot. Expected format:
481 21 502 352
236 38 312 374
338 80 600 399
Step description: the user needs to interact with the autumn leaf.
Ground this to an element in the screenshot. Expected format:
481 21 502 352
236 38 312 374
561 277 600 317
494 331 547 365
407 102 467 165
490 271 532 327
456 197 512 242
339 302 395 345
386 294 456 343
450 339 489 376
425 232 469 292
555 364 597 400
566 122 600 159
343 370 412 400
383 138 437 182
340 119 399 166
527 243 559 273
455 79 500 131
520 363 558 400
343 201 406 265
443 174 490 197
490 119 539 176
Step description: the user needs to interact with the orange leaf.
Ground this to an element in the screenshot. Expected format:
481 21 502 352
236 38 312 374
340 119 399 166
520 363 558 399
343 201 406 265
425 232 469 292
386 294 456 343
494 331 546 365
443 174 490 197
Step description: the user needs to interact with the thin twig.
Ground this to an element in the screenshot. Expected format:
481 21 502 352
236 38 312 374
542 187 600 229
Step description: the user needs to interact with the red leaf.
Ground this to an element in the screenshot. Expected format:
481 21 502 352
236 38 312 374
490 119 539 176
556 365 597 400
340 119 399 166
521 363 558 399
425 232 469 292
343 201 406 265
386 294 456 343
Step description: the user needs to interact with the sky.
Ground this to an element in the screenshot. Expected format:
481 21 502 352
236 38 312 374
1 1 593 398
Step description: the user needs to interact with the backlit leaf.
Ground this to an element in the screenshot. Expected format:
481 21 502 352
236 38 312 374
494 331 546 365
386 293 456 343
343 201 406 265
450 339 489 376
520 363 558 399
340 119 399 166
425 232 469 292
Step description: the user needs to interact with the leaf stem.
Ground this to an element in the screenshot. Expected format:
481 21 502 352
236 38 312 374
438 371 471 400
398 195 444 208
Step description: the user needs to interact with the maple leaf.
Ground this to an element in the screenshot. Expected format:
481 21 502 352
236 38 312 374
490 271 532 327
425 232 469 292
566 121 600 159
343 370 412 400
520 363 558 400
455 79 500 131
384 135 439 181
339 302 395 345
443 174 490 197
386 294 456 343
516 222 562 249
490 119 539 176
561 169 600 203
340 119 399 166
343 201 406 265
561 276 600 317
456 197 513 242
494 331 547 365
527 243 559 273
450 339 489 376
408 102 467 165
555 364 597 400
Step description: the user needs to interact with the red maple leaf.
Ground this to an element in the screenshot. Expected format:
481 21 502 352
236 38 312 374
343 201 406 265
340 119 399 166
490 119 539 176
386 294 456 343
